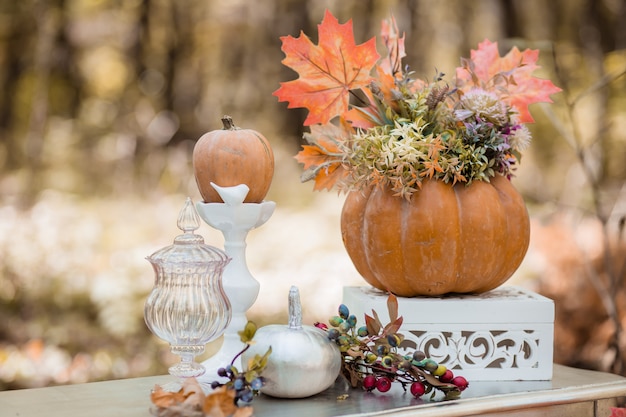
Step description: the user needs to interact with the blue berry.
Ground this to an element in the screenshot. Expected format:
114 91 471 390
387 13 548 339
233 377 245 391
377 344 390 356
329 316 344 327
381 355 394 368
423 359 439 372
338 304 350 319
238 388 254 403
387 334 401 347
327 328 340 340
250 377 264 391
339 321 352 332
337 335 350 346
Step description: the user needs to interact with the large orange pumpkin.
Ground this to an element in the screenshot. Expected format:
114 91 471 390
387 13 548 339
193 116 274 203
340 175 530 297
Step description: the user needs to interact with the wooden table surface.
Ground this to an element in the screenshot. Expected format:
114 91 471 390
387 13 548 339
1 364 625 417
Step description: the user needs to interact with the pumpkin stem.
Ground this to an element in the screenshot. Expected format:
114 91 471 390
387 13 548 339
288 286 303 330
221 115 238 130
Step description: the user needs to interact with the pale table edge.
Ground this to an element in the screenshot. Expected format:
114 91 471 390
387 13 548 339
2 364 626 417
354 379 626 416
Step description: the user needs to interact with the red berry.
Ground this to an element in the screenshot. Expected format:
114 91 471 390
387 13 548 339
440 369 454 383
314 322 328 330
410 381 426 397
451 376 469 391
362 374 377 391
376 376 392 392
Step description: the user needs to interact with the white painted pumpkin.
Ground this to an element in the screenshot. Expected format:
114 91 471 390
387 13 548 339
241 286 341 398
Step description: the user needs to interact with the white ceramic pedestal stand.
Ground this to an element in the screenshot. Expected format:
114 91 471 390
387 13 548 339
195 183 275 383
343 285 555 381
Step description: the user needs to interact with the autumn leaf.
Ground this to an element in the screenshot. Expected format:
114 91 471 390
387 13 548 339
238 321 257 344
296 125 343 171
382 316 403 336
150 380 254 417
379 15 405 78
295 123 350 190
364 313 381 336
346 348 365 359
387 293 399 323
455 39 561 123
150 379 207 417
150 378 204 409
344 68 394 129
232 408 254 417
246 346 272 375
180 379 206 408
304 157 346 191
203 386 253 417
273 9 380 126
151 385 188 408
409 366 458 392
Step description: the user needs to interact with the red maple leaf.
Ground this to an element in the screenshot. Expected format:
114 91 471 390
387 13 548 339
455 39 561 123
273 10 380 126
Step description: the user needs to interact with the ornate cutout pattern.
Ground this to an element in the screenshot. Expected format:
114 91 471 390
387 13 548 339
401 330 541 370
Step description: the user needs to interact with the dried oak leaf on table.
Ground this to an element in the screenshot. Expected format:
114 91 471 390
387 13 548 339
150 378 253 417
203 387 253 417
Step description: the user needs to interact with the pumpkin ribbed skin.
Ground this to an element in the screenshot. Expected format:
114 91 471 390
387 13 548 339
340 175 530 297
193 116 274 203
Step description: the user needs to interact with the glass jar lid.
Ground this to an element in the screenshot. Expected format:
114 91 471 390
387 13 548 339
146 197 229 266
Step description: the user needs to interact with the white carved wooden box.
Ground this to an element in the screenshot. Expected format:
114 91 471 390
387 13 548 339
342 286 555 381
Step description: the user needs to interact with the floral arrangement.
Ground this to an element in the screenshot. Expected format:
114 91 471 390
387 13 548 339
316 294 467 400
274 10 561 199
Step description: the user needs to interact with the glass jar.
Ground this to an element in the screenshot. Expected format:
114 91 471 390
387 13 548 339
144 197 231 379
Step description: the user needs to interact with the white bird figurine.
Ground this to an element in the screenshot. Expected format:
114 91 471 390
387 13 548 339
210 183 250 206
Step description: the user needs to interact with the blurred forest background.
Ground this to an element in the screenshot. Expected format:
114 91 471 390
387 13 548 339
1 0 625 390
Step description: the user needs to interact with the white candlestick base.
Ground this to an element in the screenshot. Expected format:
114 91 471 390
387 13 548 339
195 183 275 382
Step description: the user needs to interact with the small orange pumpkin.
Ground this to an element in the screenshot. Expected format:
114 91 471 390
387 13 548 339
340 175 530 297
193 116 274 203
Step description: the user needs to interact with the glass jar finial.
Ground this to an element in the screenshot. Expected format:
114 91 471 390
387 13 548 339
174 197 203 244
178 197 200 233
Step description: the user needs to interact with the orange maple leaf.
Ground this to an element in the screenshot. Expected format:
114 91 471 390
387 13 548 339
455 39 561 123
273 9 380 126
295 123 350 190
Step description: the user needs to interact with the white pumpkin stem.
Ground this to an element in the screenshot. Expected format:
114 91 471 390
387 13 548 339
288 286 303 330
